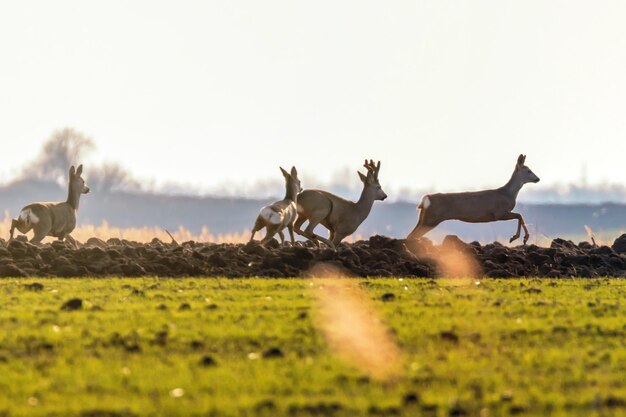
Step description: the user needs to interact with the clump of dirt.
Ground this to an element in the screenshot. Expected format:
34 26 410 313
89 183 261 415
61 298 83 311
0 235 624 278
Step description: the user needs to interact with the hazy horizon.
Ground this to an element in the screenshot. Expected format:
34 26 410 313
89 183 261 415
2 131 626 205
2 1 626 198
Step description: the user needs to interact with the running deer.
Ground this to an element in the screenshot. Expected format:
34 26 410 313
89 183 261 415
10 165 90 245
295 159 387 248
250 166 302 245
407 154 540 244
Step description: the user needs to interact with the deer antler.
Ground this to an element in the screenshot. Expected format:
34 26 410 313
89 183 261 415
363 159 380 180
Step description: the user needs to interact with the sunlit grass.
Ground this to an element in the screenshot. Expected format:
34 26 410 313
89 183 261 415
1 277 626 416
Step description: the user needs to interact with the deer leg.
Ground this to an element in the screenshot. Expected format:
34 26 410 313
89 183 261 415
501 212 529 245
261 225 280 245
277 230 286 245
315 235 335 249
332 232 349 247
303 220 335 249
9 218 32 241
295 214 333 248
521 219 530 245
9 219 18 240
28 215 54 245
305 226 334 248
330 230 352 247
287 225 296 245
407 208 438 240
30 230 48 245
249 217 264 242
407 224 435 241
294 215 308 238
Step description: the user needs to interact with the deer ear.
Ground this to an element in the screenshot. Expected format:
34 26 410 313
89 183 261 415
280 167 290 178
516 154 525 167
358 171 368 183
76 165 83 176
290 166 297 177
69 166 76 176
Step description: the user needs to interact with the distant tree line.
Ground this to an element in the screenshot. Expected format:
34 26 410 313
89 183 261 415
10 127 626 203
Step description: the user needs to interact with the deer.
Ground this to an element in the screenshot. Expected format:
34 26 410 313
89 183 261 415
9 165 90 246
250 166 302 245
294 159 387 248
407 154 540 245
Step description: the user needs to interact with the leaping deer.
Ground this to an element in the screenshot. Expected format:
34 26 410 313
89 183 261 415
9 165 90 245
407 154 540 244
250 166 302 245
295 159 387 248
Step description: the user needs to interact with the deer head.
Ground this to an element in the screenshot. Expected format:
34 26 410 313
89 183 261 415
70 165 90 194
280 166 301 198
514 154 540 184
66 164 89 210
358 159 387 201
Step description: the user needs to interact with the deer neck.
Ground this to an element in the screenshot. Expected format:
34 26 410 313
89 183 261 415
355 186 376 221
67 182 81 210
284 181 298 203
501 170 525 200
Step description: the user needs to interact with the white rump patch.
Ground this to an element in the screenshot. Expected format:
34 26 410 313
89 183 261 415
19 209 39 224
260 207 281 225
421 196 431 210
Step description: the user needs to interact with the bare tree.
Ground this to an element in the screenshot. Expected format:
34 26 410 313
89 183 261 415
22 128 94 185
89 162 141 193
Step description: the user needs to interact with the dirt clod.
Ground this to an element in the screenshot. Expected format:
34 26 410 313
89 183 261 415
61 298 83 311
262 347 284 359
24 282 44 291
200 355 218 367
381 293 396 302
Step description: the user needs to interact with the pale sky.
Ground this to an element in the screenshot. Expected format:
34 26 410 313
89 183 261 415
1 1 625 196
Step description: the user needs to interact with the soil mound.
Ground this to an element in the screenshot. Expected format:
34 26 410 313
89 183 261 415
0 235 624 278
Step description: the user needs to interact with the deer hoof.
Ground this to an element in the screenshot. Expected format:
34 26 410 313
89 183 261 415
509 235 518 243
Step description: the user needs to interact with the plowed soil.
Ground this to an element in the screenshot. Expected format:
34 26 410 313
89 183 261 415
1 234 625 278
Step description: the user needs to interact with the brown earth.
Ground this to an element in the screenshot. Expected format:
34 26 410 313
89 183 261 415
0 234 625 278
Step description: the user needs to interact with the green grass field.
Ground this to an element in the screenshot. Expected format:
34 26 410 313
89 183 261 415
2 277 626 416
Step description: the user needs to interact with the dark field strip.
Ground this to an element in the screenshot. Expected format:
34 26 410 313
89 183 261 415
1 234 626 278
1 278 626 416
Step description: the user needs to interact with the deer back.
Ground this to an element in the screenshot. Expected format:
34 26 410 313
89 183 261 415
298 189 365 233
26 202 77 237
425 189 516 223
